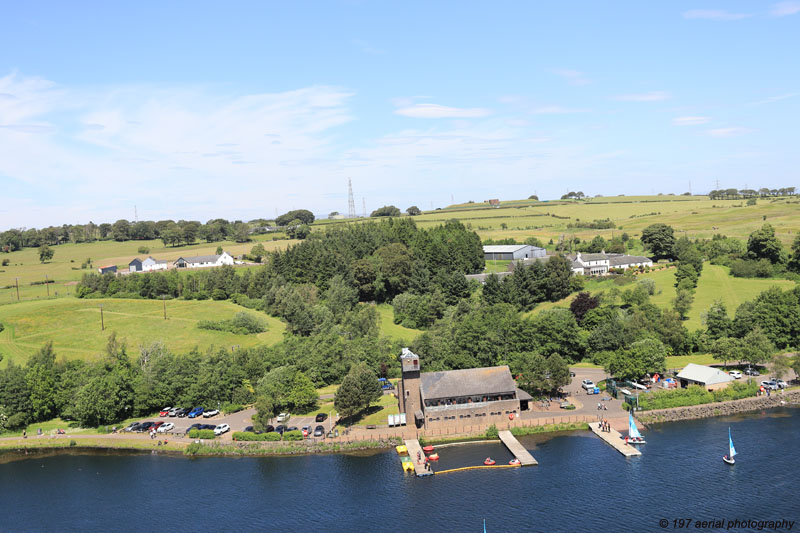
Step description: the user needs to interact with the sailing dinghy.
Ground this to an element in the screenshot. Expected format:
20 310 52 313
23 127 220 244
723 427 737 465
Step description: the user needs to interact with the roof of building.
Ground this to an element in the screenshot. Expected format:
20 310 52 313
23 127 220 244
129 258 142 264
175 254 222 264
420 366 517 401
400 347 418 360
608 254 652 266
676 363 734 385
483 245 531 253
515 388 533 401
577 253 608 262
144 256 168 264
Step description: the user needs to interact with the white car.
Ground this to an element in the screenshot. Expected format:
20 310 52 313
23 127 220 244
203 409 220 418
581 379 595 391
775 379 788 389
213 424 230 436
729 370 742 379
157 422 174 433
276 413 290 423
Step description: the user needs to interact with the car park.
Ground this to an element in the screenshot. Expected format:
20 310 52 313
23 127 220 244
188 407 204 418
203 409 219 418
277 413 290 423
313 425 325 437
159 407 172 417
315 413 328 423
214 424 230 435
177 408 191 418
157 422 174 433
761 380 779 391
581 379 595 391
729 371 742 379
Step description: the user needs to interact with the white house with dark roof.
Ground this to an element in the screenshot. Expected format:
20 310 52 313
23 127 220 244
569 251 653 276
130 256 169 273
174 251 234 269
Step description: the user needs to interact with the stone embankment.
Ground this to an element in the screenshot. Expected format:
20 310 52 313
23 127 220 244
636 389 800 424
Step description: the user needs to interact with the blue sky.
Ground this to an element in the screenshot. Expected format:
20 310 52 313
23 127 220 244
1 1 798 228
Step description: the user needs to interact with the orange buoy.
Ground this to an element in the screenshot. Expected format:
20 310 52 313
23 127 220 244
427 453 439 461
422 445 434 452
484 457 496 466
509 458 520 465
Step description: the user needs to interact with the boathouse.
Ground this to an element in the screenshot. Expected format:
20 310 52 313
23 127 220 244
398 348 530 429
676 363 734 391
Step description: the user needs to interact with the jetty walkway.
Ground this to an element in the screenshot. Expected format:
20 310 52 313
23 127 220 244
404 439 433 476
589 422 641 457
498 430 538 465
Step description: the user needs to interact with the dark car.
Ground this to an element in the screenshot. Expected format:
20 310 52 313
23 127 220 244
244 426 255 433
315 413 328 423
286 426 298 432
200 424 215 430
275 425 286 434
177 408 191 418
264 425 274 433
188 423 202 432
313 425 325 437
137 422 154 432
744 368 761 376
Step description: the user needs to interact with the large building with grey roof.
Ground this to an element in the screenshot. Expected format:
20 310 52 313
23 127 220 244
397 348 531 429
483 244 546 261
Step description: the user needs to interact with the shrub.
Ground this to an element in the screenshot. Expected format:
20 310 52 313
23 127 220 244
1 258 9 266
221 403 244 414
188 429 216 439
137 246 150 254
198 312 267 335
730 258 774 278
69 440 77 447
232 431 282 441
485 424 499 439
284 430 304 441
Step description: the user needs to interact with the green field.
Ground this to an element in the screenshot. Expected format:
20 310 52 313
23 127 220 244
0 236 295 304
528 263 796 330
375 303 422 345
0 298 286 366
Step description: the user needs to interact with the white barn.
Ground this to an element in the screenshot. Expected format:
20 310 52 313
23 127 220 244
483 244 546 261
174 251 234 269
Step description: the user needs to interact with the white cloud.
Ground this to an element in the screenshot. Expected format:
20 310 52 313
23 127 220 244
533 105 590 114
707 127 753 137
749 92 799 105
553 68 590 86
614 91 671 102
770 1 800 16
683 9 751 20
394 103 491 119
673 116 710 126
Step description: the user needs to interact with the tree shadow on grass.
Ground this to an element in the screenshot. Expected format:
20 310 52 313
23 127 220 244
339 405 384 426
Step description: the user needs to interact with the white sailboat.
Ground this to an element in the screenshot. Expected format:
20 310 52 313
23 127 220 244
628 412 646 444
723 427 737 465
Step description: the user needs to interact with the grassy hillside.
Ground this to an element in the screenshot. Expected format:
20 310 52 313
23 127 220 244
0 236 295 304
0 298 286 366
375 303 422 345
528 263 796 331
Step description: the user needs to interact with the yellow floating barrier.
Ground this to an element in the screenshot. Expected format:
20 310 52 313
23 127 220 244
396 445 408 455
434 464 521 475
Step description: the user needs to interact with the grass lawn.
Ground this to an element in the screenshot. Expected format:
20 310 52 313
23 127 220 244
350 393 399 427
375 303 422 344
0 297 286 366
665 353 717 369
484 260 511 273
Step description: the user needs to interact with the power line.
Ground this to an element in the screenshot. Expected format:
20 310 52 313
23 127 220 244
347 178 356 218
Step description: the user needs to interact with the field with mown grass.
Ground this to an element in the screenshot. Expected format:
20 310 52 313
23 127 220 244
0 236 295 304
0 298 286 366
527 263 796 331
375 303 422 344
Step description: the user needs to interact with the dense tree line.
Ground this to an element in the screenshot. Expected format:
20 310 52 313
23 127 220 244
708 187 796 200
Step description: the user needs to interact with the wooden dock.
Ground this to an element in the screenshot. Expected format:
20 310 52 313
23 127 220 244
498 430 538 465
589 422 641 457
404 439 433 476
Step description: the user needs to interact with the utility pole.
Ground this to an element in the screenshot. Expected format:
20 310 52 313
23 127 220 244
45 275 49 297
100 304 105 331
163 296 167 320
15 277 20 301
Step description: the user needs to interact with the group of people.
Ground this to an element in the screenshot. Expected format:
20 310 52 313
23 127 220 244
599 419 611 432
596 402 608 411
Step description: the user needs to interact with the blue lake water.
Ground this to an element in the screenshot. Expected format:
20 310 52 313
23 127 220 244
1 408 799 532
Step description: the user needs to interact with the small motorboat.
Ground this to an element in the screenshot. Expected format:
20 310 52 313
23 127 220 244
427 453 439 461
509 458 521 465
484 457 496 466
422 445 435 453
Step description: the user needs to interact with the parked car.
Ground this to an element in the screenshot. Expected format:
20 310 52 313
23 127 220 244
761 380 779 391
729 370 742 379
137 422 154 432
151 421 164 431
157 422 174 433
200 424 216 431
744 368 760 376
581 379 595 391
168 407 181 417
313 425 325 437
124 422 141 432
177 408 191 418
159 407 172 417
775 379 788 389
244 426 255 433
203 409 219 418
188 423 202 433
188 407 204 418
315 413 328 423
301 425 311 436
276 413 290 423
214 424 230 436
275 425 286 434
264 425 274 433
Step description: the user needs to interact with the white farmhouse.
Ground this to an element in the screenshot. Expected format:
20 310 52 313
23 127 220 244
174 251 234 269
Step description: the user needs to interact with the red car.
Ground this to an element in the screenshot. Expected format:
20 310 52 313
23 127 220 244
151 421 164 430
159 407 172 417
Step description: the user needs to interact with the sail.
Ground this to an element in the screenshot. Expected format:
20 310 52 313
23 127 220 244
628 412 643 439
728 428 737 458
